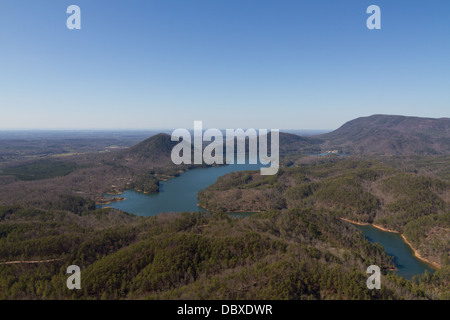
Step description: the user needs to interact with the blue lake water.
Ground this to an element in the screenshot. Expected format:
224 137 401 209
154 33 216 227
354 224 435 279
99 163 263 216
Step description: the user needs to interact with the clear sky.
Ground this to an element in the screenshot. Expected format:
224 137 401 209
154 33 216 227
0 0 449 130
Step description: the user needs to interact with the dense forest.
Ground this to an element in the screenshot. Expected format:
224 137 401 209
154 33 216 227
1 205 448 299
199 159 450 268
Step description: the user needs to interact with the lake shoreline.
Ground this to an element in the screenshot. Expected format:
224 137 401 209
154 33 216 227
340 218 440 270
96 197 126 205
400 234 441 269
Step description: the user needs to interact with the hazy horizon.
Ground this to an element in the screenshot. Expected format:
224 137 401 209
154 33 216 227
0 113 448 131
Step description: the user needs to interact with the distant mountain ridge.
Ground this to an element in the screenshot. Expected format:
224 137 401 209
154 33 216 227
316 115 450 155
120 115 450 160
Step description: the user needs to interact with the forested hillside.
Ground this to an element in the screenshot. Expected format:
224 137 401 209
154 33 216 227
1 206 447 299
316 115 450 155
199 158 450 268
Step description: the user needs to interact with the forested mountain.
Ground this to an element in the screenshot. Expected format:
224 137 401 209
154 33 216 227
315 115 450 155
254 115 450 156
118 133 177 166
278 132 323 154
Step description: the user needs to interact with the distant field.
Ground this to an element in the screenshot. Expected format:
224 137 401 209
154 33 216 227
0 130 163 163
0 160 80 181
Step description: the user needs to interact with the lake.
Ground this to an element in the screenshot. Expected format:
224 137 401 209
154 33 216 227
353 224 434 279
98 162 263 216
99 163 435 279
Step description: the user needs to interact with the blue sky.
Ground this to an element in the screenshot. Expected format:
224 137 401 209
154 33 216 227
0 0 449 130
